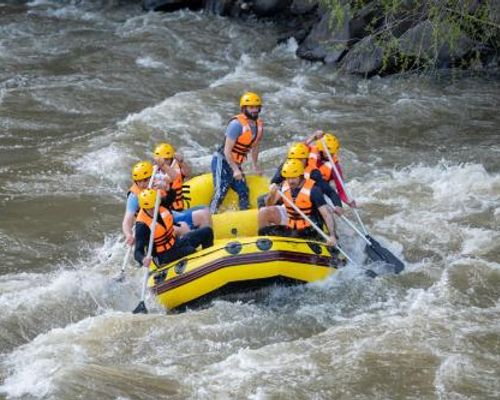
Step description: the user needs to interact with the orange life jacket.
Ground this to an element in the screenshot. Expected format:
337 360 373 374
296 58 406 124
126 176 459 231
227 113 263 165
136 206 176 253
303 164 315 180
127 183 141 197
169 163 184 211
282 179 315 230
306 145 338 181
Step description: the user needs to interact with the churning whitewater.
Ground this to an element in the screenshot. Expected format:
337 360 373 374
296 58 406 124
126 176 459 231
0 1 499 399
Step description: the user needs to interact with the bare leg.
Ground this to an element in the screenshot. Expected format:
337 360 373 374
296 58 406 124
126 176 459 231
192 207 212 227
258 206 282 228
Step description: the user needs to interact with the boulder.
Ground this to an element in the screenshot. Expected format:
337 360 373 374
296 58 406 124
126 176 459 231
398 20 475 67
290 0 318 15
296 8 350 63
143 0 202 11
340 35 384 76
204 0 234 15
250 0 291 17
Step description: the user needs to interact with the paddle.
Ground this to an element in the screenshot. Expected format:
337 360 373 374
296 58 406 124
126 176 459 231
339 213 404 274
115 244 133 283
117 166 159 282
320 138 405 274
132 188 162 314
276 189 356 265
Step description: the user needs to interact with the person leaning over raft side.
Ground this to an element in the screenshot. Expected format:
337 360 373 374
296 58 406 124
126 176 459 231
122 160 176 246
134 189 214 268
257 159 337 247
309 132 357 208
152 142 212 230
210 91 264 213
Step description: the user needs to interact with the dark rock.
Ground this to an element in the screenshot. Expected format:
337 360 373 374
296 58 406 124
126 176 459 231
348 2 382 41
276 12 318 44
397 20 435 59
290 0 318 15
492 0 500 25
296 8 350 63
143 0 202 12
250 0 291 16
398 20 475 67
340 35 384 76
204 0 234 15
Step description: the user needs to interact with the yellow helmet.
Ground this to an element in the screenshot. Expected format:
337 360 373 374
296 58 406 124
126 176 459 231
281 159 304 178
240 92 262 107
153 143 175 159
138 189 157 209
131 161 153 181
287 142 310 159
317 133 340 154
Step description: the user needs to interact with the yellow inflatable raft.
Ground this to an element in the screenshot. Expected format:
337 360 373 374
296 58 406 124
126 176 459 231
149 235 339 311
148 208 341 311
143 174 342 311
181 173 269 211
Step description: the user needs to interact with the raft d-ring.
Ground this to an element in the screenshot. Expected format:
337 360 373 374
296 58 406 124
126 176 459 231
308 242 322 255
225 241 242 255
154 270 167 284
256 238 272 251
174 259 187 275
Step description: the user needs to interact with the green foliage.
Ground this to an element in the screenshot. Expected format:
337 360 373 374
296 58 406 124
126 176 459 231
319 0 499 74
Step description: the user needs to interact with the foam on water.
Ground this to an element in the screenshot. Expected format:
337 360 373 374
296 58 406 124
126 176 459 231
136 56 167 70
70 141 134 187
0 234 147 350
343 161 500 265
1 3 499 398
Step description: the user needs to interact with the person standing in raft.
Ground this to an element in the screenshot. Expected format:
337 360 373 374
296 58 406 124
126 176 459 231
209 91 264 213
152 142 212 231
134 189 214 268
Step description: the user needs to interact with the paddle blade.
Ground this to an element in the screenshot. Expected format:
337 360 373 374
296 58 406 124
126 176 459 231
132 301 148 314
364 235 405 274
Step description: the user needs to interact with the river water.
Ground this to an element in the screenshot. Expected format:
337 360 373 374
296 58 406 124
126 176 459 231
1 1 499 399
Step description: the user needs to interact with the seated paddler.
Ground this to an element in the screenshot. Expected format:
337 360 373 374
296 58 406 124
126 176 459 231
257 140 343 216
152 142 212 230
134 189 214 268
122 160 177 246
257 159 338 247
308 132 356 208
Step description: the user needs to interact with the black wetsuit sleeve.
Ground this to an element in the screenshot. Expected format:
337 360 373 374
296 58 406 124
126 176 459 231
310 169 342 207
134 222 150 266
161 188 176 208
310 186 327 209
270 162 285 185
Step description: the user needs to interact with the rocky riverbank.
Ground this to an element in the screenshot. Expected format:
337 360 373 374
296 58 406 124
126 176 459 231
144 0 500 77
